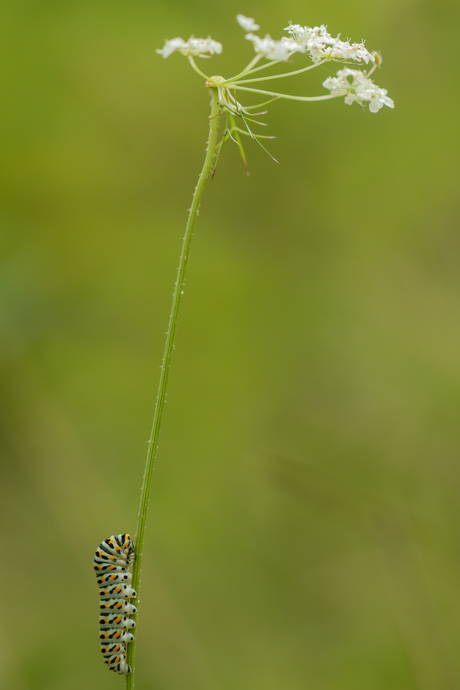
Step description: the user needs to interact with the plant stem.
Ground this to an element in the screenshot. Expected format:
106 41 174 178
125 85 220 690
231 59 326 84
232 84 337 102
227 53 263 82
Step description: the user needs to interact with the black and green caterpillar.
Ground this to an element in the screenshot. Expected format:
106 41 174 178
94 534 136 675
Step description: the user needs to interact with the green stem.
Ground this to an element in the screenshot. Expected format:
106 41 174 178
225 57 281 84
231 59 326 84
125 86 220 690
232 84 337 102
188 55 210 80
227 53 263 82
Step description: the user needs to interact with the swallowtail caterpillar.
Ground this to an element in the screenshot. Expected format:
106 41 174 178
94 534 136 674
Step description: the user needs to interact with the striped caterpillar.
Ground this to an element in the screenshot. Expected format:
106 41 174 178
94 534 136 675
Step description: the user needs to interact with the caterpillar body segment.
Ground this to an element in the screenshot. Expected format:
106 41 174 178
94 554 129 569
105 658 131 674
99 583 136 599
96 571 132 586
99 599 137 614
99 629 134 643
94 562 127 574
99 613 136 629
100 642 124 655
103 653 128 668
95 534 136 675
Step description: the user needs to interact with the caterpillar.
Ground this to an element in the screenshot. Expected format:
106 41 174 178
94 534 136 675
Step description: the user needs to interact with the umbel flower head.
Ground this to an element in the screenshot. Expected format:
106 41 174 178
157 36 223 59
157 14 393 110
323 68 394 112
284 22 375 65
157 14 393 169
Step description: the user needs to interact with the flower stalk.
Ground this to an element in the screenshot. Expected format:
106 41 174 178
125 85 220 689
115 14 394 685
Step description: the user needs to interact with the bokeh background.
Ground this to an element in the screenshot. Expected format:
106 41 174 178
1 0 459 688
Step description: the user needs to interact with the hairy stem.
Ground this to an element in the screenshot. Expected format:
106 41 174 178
125 86 220 689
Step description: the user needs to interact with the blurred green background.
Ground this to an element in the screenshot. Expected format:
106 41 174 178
1 0 459 688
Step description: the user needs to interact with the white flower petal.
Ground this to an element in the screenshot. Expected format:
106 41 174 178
246 32 304 61
156 37 187 58
236 14 259 33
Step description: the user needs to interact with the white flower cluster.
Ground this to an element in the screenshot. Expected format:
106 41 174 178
285 23 374 65
157 36 222 59
157 17 378 68
237 14 307 62
237 16 375 65
322 68 394 112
